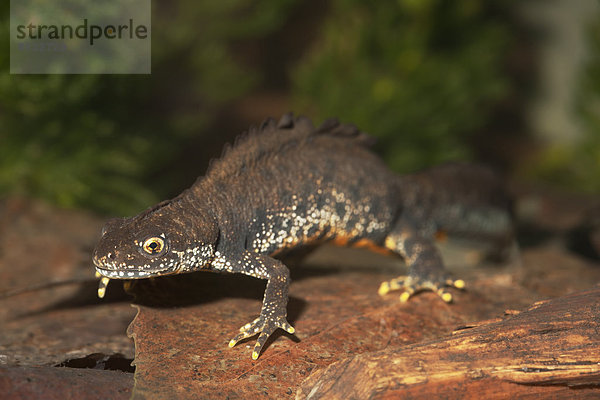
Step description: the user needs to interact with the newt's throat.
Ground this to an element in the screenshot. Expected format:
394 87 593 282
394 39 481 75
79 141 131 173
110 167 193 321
94 267 168 299
95 266 157 279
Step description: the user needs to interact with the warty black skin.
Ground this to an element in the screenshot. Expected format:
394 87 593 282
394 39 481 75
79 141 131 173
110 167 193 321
93 113 513 360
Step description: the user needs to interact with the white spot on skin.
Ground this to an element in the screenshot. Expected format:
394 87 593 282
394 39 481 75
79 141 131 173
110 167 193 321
249 185 389 254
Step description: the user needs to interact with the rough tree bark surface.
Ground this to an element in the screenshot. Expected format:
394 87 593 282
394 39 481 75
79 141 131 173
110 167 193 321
297 287 600 399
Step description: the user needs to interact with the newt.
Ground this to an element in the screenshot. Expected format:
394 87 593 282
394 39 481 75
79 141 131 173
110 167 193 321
93 114 513 360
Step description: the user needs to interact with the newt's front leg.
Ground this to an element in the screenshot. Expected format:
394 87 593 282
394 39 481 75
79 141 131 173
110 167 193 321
218 251 295 360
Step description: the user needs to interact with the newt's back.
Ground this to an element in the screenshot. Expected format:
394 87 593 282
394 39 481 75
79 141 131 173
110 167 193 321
195 115 401 254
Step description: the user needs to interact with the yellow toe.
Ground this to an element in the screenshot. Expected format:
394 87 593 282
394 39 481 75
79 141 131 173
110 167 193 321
399 292 411 303
453 279 466 289
378 282 390 296
441 292 453 303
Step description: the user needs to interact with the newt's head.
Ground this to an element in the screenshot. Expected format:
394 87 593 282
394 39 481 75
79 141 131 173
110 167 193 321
92 198 218 285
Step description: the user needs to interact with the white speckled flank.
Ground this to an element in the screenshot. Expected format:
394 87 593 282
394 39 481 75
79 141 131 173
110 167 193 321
251 187 390 255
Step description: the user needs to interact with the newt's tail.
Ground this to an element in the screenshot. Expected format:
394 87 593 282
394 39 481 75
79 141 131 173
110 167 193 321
400 162 514 255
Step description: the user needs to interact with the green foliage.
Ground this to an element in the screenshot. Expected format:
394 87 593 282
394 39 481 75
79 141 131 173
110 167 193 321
0 0 296 214
292 0 514 172
2 0 525 214
531 17 600 193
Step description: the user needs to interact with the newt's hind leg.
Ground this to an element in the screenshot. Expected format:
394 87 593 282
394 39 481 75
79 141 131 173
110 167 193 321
378 223 465 303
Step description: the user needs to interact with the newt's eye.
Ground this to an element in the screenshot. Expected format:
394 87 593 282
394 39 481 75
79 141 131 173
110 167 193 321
142 237 166 255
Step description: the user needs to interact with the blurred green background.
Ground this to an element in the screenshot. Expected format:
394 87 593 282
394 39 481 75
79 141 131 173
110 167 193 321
1 0 599 215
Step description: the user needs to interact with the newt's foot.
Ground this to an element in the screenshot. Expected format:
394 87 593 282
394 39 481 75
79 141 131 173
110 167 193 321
229 315 295 360
378 275 465 303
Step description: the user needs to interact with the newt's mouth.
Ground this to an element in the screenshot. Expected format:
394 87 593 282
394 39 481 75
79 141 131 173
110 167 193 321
94 266 175 299
92 252 176 279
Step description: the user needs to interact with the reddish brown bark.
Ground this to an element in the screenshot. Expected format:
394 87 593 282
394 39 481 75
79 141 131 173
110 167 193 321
297 287 600 399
